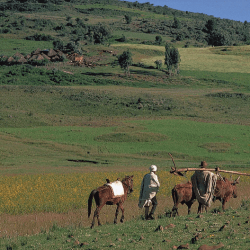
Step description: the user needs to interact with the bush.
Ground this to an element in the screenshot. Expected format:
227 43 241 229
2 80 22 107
26 33 54 41
154 60 162 70
117 50 133 76
155 35 162 45
164 43 181 75
124 14 132 24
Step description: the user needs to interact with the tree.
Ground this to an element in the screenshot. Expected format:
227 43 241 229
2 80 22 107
205 19 217 34
164 43 180 75
173 17 181 29
86 24 112 44
53 40 64 50
154 60 162 70
208 29 232 46
117 50 133 76
124 14 132 24
155 35 162 45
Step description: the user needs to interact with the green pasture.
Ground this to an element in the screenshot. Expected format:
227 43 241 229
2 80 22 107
75 4 174 20
1 202 250 249
0 38 53 57
1 119 249 174
112 30 171 43
181 70 250 90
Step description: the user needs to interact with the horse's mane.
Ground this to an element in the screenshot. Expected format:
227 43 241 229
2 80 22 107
122 176 129 182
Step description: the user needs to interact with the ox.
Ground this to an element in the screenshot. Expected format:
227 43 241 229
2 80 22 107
171 177 240 216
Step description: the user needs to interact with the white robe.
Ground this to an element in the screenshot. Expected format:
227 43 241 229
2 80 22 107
138 172 160 208
191 170 217 207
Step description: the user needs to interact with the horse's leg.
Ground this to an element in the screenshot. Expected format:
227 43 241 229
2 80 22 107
91 206 99 229
119 204 125 223
114 204 120 224
91 201 105 228
96 202 106 227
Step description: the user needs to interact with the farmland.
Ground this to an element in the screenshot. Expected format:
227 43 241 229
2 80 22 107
0 0 250 249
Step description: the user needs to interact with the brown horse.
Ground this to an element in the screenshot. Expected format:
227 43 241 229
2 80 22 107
88 175 134 228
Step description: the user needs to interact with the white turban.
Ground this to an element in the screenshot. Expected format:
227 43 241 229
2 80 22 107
149 165 157 172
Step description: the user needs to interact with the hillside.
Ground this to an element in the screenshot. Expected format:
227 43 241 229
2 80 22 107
0 0 249 247
0 0 250 50
0 0 250 172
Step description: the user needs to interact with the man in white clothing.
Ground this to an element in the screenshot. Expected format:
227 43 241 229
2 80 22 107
138 165 160 220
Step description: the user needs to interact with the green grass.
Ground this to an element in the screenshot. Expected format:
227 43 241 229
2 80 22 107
75 3 175 21
113 31 171 43
0 38 53 57
180 70 250 90
1 202 250 249
0 2 249 247
1 119 249 174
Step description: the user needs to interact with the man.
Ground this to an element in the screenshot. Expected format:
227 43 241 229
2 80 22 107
191 161 217 213
138 165 160 220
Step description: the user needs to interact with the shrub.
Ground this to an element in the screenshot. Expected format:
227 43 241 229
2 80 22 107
124 14 132 24
155 35 162 45
117 50 133 76
164 43 181 75
154 60 162 70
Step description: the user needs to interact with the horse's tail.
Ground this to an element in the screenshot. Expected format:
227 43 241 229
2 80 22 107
88 189 96 218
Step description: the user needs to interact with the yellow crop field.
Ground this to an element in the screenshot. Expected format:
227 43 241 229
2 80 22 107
0 171 248 215
0 171 184 215
112 44 250 73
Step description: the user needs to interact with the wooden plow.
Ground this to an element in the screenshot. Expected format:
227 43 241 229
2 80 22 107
168 153 250 177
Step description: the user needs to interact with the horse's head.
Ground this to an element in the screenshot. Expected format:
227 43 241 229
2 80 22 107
122 175 134 194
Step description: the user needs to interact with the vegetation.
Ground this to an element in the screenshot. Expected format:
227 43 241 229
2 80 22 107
164 42 181 74
0 0 249 248
117 49 133 75
1 201 250 249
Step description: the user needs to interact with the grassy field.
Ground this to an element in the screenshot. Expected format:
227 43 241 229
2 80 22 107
1 200 249 249
1 119 250 172
0 3 250 247
112 44 250 73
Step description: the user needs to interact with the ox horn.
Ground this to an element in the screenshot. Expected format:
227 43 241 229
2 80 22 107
234 176 240 184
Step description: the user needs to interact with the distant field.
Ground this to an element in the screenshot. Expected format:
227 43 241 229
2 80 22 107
112 44 250 74
0 1 249 245
1 119 249 175
75 4 174 20
112 31 171 43
0 38 53 57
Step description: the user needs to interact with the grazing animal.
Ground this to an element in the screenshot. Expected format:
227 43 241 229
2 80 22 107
88 175 133 228
171 177 240 216
213 176 240 210
171 181 196 216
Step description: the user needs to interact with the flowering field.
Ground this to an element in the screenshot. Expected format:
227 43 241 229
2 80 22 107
0 170 249 215
0 171 185 215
